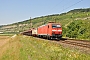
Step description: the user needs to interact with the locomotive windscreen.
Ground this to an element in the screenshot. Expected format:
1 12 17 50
52 24 61 28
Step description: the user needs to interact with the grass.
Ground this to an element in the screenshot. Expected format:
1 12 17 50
0 35 90 60
0 34 14 36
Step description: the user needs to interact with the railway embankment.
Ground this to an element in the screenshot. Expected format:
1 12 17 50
0 35 90 60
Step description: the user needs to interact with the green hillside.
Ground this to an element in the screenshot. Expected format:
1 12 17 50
0 8 90 40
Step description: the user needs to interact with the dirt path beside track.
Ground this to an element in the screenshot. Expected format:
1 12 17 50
0 36 10 58
0 36 10 47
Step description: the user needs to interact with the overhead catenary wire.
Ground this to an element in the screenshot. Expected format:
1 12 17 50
45 0 84 23
45 0 65 23
47 0 84 14
59 0 84 13
47 0 64 13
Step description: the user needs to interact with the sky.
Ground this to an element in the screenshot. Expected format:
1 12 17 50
0 0 90 25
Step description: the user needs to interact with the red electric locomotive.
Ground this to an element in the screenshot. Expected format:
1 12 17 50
37 22 62 40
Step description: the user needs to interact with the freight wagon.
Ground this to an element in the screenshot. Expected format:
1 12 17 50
32 28 37 37
22 30 32 36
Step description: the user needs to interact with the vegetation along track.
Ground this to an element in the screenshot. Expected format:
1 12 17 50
37 37 90 53
34 37 90 49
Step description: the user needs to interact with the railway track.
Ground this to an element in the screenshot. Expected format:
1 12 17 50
60 40 90 49
25 35 90 54
35 37 90 49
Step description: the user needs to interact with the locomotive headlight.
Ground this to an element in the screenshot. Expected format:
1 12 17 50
52 30 57 31
52 30 62 32
58 30 62 32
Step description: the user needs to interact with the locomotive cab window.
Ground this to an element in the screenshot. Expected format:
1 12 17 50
48 25 49 28
52 24 61 28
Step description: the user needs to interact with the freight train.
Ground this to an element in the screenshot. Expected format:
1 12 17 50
22 22 62 40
